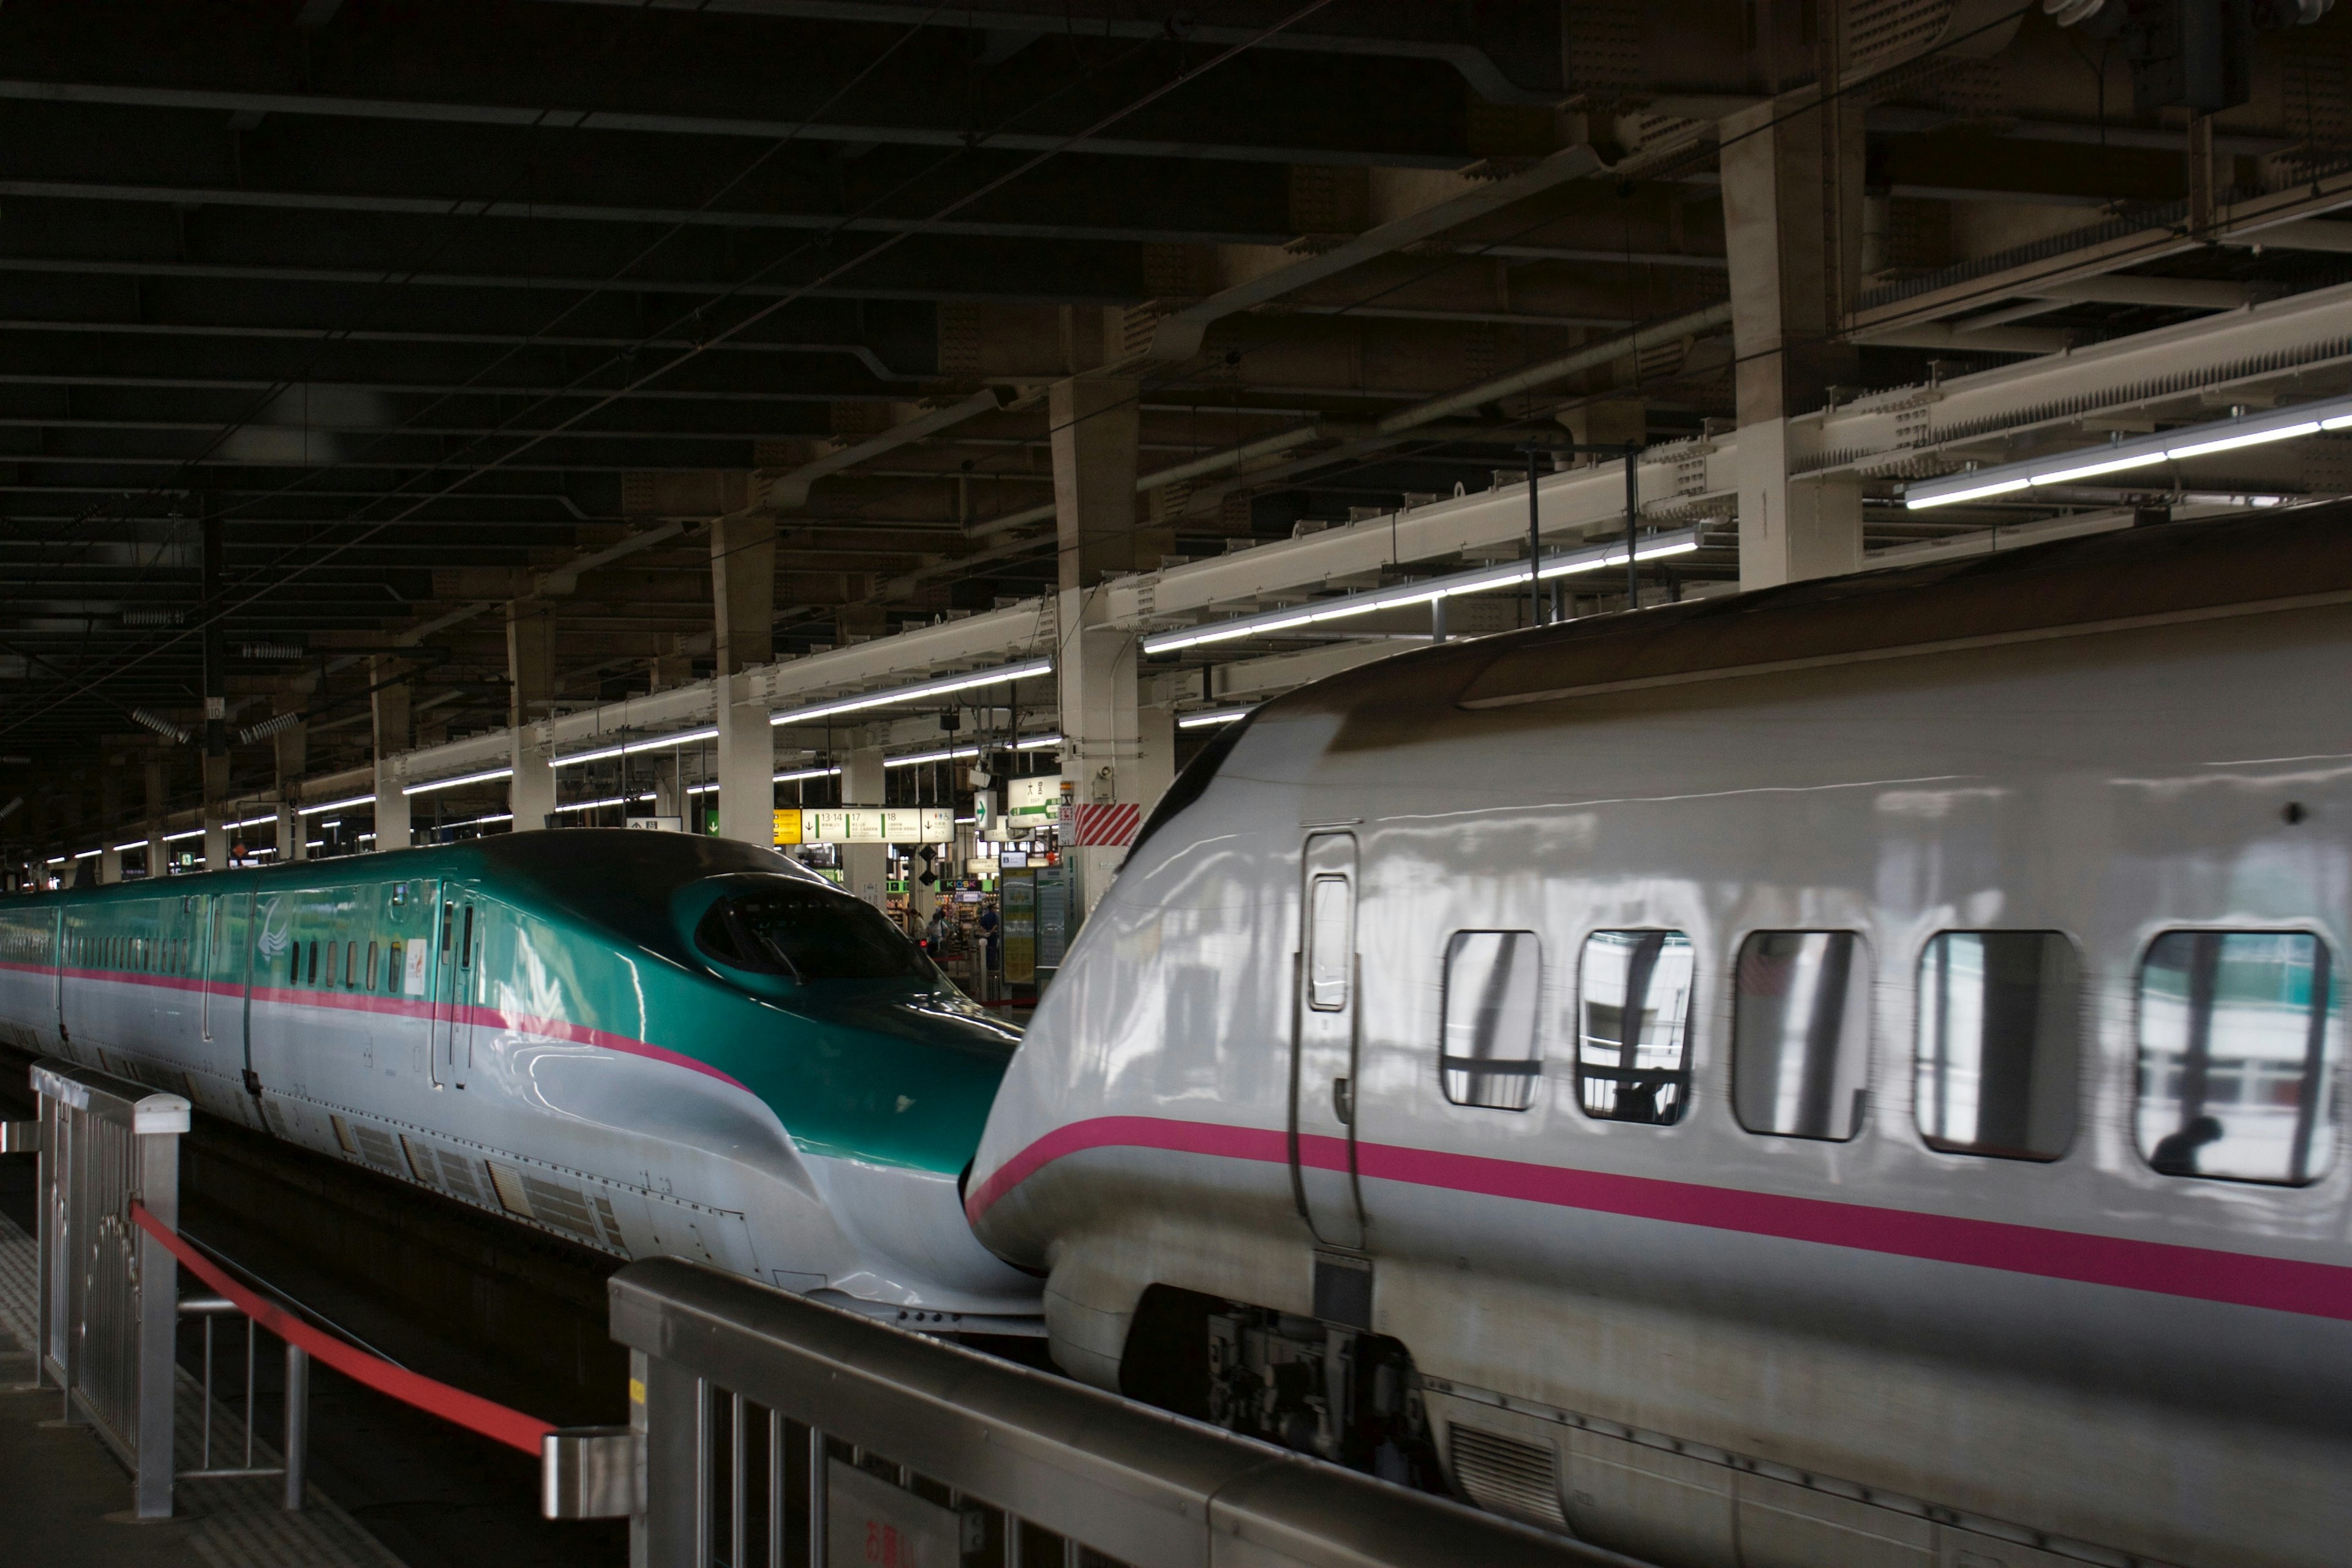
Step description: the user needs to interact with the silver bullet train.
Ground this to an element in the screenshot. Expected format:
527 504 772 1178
968 507 2352 1568
0 831 1041 1333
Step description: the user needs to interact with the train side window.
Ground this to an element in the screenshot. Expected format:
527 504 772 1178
1306 876 1351 1011
306 940 318 986
344 941 356 989
328 940 342 987
1577 930 1695 1125
367 941 380 992
2137 931 2340 1185
460 906 473 969
1916 932 2078 1161
1734 931 1871 1141
1440 930 1542 1110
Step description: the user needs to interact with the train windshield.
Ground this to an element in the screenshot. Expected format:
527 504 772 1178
696 886 927 982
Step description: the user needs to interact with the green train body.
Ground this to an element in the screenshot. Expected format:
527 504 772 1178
0 830 1040 1330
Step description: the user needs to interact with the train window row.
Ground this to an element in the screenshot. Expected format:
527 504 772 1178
285 903 472 993
1434 925 2342 1187
63 932 197 976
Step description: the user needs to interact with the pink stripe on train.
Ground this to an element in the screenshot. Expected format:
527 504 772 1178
967 1115 2352 1322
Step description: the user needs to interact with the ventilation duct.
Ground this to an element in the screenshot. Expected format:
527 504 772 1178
119 608 186 627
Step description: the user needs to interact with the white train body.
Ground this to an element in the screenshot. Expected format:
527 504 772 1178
968 513 2352 1568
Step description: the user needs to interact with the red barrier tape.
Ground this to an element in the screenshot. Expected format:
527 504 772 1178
130 1201 554 1456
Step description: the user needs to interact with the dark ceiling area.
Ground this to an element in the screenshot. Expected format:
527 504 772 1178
5 0 2351 853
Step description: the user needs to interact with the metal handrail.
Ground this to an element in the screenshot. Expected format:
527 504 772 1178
608 1256 1646 1568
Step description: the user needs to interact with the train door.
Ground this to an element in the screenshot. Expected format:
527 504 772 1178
429 894 479 1090
1291 832 1365 1249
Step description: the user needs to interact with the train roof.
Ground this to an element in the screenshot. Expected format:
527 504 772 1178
1280 502 2352 751
9 830 821 956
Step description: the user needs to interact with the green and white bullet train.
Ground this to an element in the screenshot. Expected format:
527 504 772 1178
0 830 1041 1332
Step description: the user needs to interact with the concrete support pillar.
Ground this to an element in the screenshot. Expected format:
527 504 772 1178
202 754 230 870
271 684 310 860
144 753 167 878
842 745 887 913
507 598 557 832
710 516 775 675
372 655 412 853
97 761 123 884
1050 377 1152 590
651 755 681 819
1722 92 1864 592
1055 589 1145 921
713 673 774 847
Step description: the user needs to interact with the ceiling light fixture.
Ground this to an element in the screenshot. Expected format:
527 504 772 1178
1141 528 1701 654
770 658 1054 727
1906 396 2352 510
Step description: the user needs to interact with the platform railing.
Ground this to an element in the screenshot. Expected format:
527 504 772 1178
607 1256 1640 1568
32 1059 188 1517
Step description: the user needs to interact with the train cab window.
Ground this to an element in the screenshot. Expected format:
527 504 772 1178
1734 932 1871 1141
695 885 927 981
1441 931 1542 1110
1916 932 2078 1161
2136 931 2340 1185
1306 876 1352 1011
1577 930 1695 1125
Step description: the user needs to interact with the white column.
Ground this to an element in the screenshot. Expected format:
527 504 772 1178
841 745 887 913
510 730 555 833
1722 94 1864 592
714 671 775 847
374 761 411 853
99 844 121 884
372 655 412 851
1055 587 1144 921
276 802 301 864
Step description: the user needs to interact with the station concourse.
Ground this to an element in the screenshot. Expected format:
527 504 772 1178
2 4 2350 1567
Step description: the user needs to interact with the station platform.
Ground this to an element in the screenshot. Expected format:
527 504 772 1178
0 1207 407 1568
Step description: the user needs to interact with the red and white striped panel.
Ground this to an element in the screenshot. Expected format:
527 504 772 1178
1069 803 1141 847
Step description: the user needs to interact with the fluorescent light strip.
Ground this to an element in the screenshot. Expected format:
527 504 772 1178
74 848 98 859
299 793 375 816
552 793 658 814
775 766 842 783
770 657 1054 727
1016 733 1063 751
1141 529 1702 654
162 829 202 843
1907 395 2352 510
1178 706 1256 729
402 766 513 796
887 745 979 767
554 726 720 768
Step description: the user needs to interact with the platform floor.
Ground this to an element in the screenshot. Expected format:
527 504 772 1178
0 1208 408 1568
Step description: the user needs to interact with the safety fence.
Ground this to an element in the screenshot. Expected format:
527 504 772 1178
24 1057 631 1524
608 1256 1638 1568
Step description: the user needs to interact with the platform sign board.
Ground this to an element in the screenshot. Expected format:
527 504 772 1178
771 809 802 846
1007 774 1060 812
799 807 954 843
625 815 684 832
827 1459 972 1568
1002 871 1036 984
1035 869 1068 970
